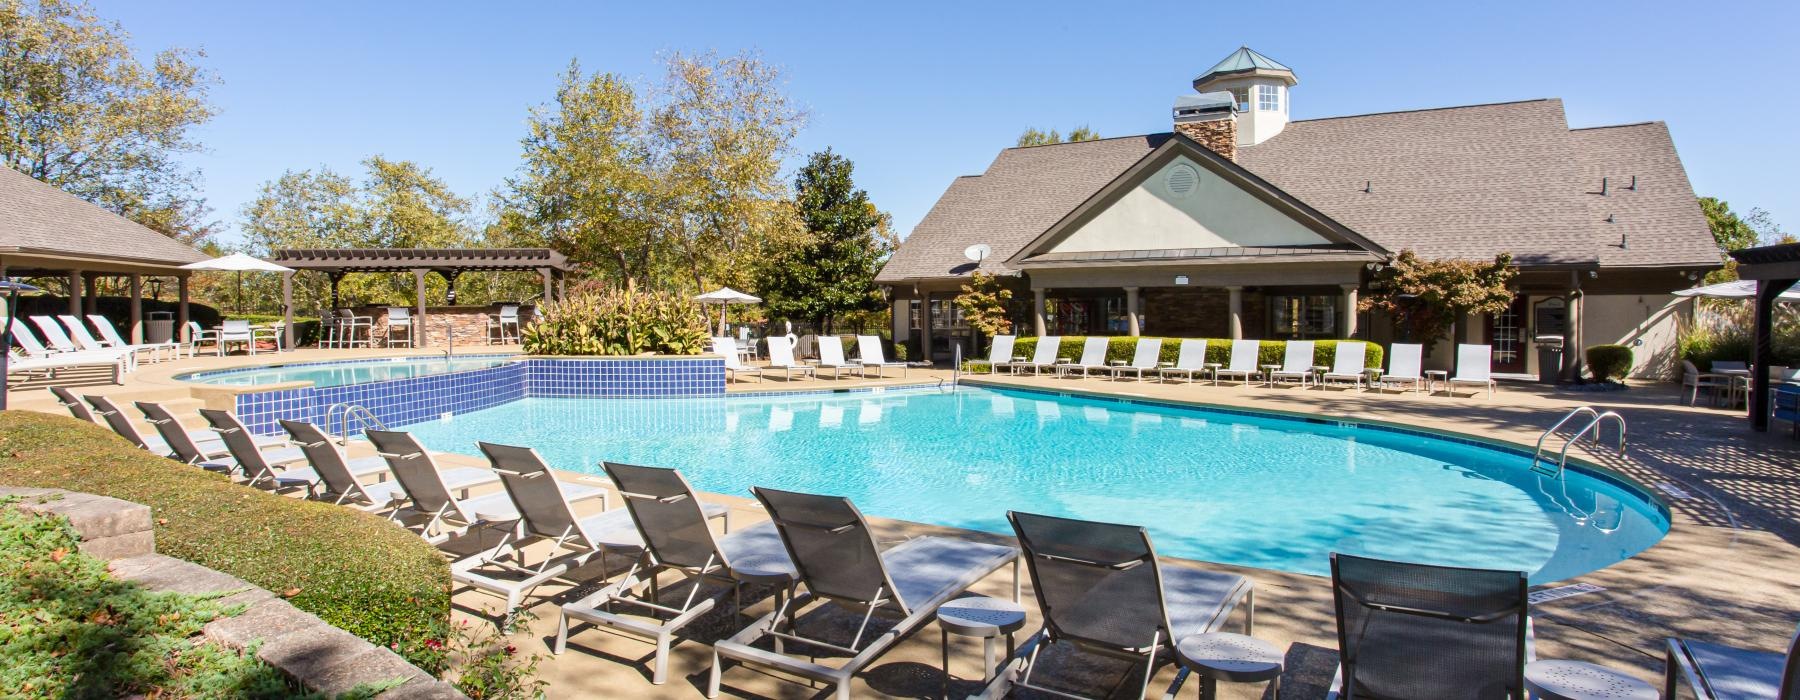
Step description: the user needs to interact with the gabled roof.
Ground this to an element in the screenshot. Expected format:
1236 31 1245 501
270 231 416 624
0 165 209 268
1197 47 1293 82
876 98 1718 284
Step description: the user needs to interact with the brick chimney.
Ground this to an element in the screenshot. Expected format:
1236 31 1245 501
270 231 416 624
1172 92 1237 160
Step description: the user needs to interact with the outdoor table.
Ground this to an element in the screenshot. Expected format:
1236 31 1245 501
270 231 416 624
1719 369 1752 407
1310 364 1330 388
1261 364 1281 387
1425 370 1449 393
1523 659 1657 700
1175 632 1284 699
938 595 1027 697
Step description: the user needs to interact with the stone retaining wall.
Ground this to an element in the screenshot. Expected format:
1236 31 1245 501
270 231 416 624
0 487 464 699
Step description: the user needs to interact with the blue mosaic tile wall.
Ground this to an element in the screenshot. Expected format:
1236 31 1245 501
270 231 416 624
233 357 725 435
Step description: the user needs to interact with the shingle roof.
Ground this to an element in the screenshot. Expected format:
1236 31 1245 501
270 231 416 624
877 98 1716 283
0 165 208 267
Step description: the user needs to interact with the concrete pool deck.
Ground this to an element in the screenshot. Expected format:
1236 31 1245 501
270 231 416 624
7 348 1800 697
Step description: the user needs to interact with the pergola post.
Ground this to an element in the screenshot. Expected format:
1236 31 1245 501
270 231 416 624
68 270 83 316
128 274 143 343
538 267 553 306
281 271 295 350
177 275 190 342
413 268 429 347
1751 279 1796 432
328 272 344 310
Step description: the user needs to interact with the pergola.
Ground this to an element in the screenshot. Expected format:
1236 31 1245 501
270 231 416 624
1729 242 1800 432
269 248 575 348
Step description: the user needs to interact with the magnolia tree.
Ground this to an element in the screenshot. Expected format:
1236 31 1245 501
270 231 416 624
1360 250 1517 349
955 272 1015 353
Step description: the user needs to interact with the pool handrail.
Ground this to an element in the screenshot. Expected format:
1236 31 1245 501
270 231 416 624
1531 406 1626 477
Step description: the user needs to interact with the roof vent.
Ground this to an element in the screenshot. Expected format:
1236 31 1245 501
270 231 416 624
1166 164 1200 198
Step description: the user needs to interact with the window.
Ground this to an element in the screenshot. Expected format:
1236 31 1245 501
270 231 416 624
1269 295 1337 338
1257 84 1281 112
1230 88 1250 112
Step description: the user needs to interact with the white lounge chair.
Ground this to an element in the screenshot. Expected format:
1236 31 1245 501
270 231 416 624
87 314 178 364
1055 337 1111 378
1267 340 1315 388
854 335 906 378
1015 336 1063 375
985 335 1018 374
714 337 762 383
1374 343 1425 394
764 335 815 380
1157 339 1213 383
1214 339 1264 386
1108 337 1163 381
1448 344 1498 398
8 319 59 359
1320 341 1369 390
32 316 133 368
815 336 858 379
7 349 123 384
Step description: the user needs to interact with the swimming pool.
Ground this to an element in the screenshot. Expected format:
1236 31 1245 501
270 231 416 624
401 385 1667 582
179 355 516 388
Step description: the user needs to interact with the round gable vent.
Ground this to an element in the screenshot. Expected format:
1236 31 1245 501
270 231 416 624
1166 164 1200 199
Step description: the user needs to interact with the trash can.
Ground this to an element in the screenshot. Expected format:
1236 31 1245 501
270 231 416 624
1534 335 1565 383
145 311 175 344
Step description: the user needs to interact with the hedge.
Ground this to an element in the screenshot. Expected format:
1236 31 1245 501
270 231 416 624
966 336 1384 373
0 412 451 671
1586 344 1633 381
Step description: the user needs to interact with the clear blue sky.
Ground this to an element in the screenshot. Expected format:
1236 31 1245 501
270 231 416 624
95 0 1798 245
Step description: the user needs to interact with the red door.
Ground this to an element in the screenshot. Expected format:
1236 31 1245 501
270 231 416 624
1487 297 1528 374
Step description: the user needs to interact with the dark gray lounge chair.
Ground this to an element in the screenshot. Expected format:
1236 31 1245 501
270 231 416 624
1665 622 1800 700
453 442 671 616
708 487 1020 700
85 394 219 459
136 401 237 472
364 429 518 544
281 420 445 509
554 462 788 685
1328 553 1531 699
49 386 94 422
974 511 1255 700
199 409 357 494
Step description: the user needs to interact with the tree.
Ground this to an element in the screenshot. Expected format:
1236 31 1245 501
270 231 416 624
1015 125 1100 147
1360 250 1517 349
954 272 1014 350
0 0 217 242
753 149 893 333
1701 196 1790 283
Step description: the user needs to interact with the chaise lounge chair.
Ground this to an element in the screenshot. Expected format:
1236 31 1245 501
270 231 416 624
764 336 816 381
9 348 123 384
1267 340 1316 388
1665 621 1800 700
714 337 763 383
975 511 1255 700
364 430 541 545
815 336 859 380
708 487 1020 700
1448 344 1498 398
85 394 219 459
199 409 363 493
49 386 96 422
1321 341 1370 390
283 420 432 509
1015 336 1063 375
87 314 178 363
1056 337 1111 378
1158 338 1212 384
555 462 794 685
1374 343 1426 394
1214 339 1264 386
1327 553 1531 699
28 315 134 369
1108 337 1163 381
135 401 264 473
854 335 907 378
985 335 1018 374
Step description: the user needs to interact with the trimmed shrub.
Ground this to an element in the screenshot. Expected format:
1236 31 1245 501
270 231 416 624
1586 344 1634 381
0 412 451 671
999 336 1383 372
522 287 709 356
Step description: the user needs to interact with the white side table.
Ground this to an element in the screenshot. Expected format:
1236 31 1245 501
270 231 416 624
1175 632 1284 699
938 596 1027 696
1524 659 1658 700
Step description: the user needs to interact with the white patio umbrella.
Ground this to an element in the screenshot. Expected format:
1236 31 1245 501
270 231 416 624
1672 279 1800 302
180 253 294 314
694 287 761 337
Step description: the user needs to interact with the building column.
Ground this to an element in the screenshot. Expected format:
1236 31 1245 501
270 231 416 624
921 293 934 365
1226 286 1244 340
281 272 295 350
83 274 98 315
68 270 83 316
413 268 429 347
128 274 143 343
538 267 554 306
1341 284 1360 338
891 298 910 344
177 276 190 342
1125 286 1141 336
1561 272 1585 382
1032 288 1047 337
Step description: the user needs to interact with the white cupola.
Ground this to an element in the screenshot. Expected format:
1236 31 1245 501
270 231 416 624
1192 47 1297 147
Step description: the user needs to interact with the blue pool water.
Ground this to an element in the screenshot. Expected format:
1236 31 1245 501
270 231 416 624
401 386 1668 582
180 355 515 388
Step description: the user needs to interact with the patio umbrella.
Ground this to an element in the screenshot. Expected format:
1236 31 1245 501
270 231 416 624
1671 279 1800 302
180 253 294 314
694 287 761 337
1 279 44 410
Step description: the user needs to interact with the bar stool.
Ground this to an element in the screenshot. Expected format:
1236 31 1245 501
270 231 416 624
385 307 415 348
319 311 341 349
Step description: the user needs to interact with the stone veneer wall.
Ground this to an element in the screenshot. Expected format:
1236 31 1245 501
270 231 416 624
1141 287 1267 338
1173 118 1237 160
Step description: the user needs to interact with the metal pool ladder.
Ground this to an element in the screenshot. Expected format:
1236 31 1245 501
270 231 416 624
1531 406 1626 477
324 402 387 445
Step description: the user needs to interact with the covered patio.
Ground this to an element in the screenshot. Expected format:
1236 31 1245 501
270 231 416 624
268 247 574 348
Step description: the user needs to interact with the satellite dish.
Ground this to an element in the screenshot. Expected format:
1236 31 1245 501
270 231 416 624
963 243 992 263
